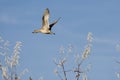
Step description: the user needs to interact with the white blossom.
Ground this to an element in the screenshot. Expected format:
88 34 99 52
19 68 29 79
59 46 65 54
59 58 66 66
1 67 9 80
82 73 88 80
39 76 44 80
54 69 58 75
86 64 91 72
116 72 120 79
75 54 81 63
87 32 93 43
10 41 22 67
82 45 90 60
67 44 73 53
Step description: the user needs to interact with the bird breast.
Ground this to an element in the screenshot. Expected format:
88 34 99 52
40 28 51 34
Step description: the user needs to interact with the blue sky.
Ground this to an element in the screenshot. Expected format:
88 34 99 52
0 0 120 80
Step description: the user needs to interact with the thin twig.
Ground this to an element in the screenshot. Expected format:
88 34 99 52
57 72 64 80
61 63 67 80
74 59 84 80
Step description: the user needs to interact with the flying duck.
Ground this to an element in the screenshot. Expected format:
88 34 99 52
32 8 60 35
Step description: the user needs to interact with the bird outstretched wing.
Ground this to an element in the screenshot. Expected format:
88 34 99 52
49 17 61 30
42 8 50 28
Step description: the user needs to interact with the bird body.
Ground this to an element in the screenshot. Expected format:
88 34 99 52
32 8 60 35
